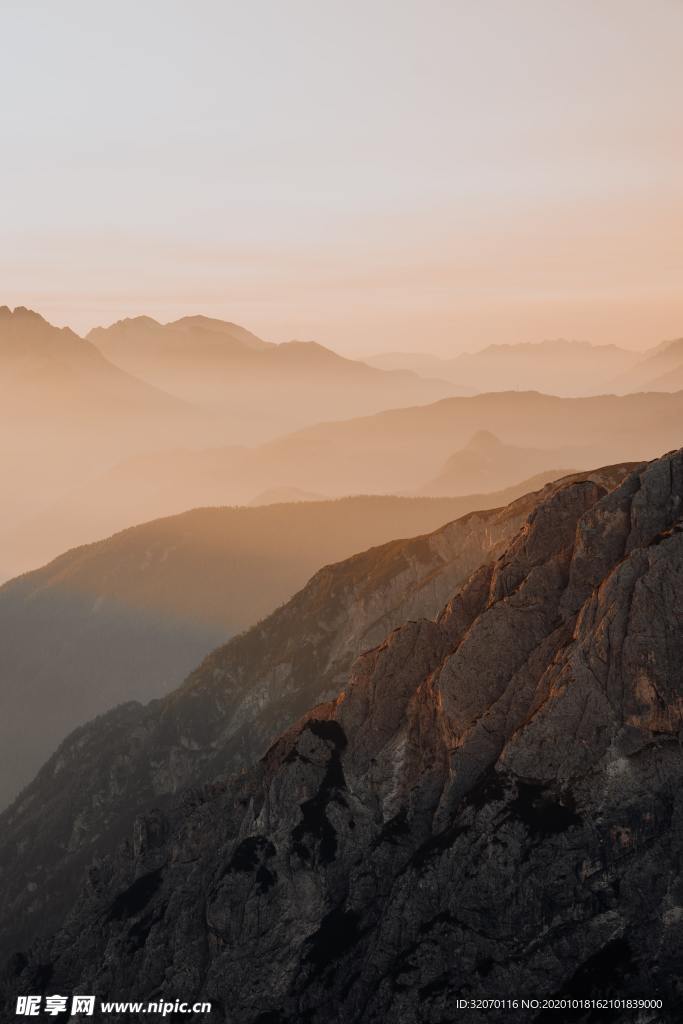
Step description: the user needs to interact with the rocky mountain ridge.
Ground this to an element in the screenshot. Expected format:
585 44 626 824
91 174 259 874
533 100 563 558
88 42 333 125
0 485 571 809
7 456 681 1024
6 448 678 1022
0 467 631 956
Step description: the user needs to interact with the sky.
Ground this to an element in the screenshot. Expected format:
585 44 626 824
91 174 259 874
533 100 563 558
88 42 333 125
1 0 682 355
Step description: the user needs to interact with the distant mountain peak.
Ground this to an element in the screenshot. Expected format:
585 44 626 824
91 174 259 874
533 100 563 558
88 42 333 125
0 305 86 356
474 338 614 357
88 313 273 354
645 335 683 357
0 305 51 325
172 315 247 332
109 315 162 329
466 429 503 450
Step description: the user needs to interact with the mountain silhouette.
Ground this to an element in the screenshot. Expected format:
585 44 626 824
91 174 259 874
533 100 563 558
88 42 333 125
417 430 576 495
88 314 462 444
0 306 204 574
367 339 640 396
612 336 683 393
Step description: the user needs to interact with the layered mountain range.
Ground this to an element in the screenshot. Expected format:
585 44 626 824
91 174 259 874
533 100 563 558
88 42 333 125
365 339 637 396
611 337 683 394
6 388 682 579
3 307 683 582
417 430 577 496
0 306 180 419
0 482 569 810
366 336 683 397
4 452 682 1024
0 307 458 579
87 315 460 443
0 307 197 551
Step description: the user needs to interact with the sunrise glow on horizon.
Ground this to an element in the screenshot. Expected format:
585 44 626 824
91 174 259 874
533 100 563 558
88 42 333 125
3 0 683 354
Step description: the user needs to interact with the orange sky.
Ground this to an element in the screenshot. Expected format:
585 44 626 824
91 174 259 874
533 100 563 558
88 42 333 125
2 0 682 354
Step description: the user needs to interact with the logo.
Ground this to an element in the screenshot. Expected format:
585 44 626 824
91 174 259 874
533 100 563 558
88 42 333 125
16 995 95 1017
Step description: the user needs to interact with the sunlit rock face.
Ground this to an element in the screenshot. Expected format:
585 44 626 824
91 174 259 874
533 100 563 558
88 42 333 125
4 453 683 1022
0 467 632 961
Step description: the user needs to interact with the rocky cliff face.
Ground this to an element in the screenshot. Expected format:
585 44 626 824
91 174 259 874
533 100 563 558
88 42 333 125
1 489 553 810
4 455 681 1022
0 467 630 959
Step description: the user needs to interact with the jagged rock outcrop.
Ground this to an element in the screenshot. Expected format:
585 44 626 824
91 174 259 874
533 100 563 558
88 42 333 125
4 453 682 1022
0 467 630 959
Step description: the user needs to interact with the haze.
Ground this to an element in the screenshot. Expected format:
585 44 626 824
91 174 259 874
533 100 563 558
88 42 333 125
2 3 683 1011
2 0 683 353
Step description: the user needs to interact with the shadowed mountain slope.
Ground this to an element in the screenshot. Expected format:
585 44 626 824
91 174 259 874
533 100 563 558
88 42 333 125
4 451 682 1022
0 485 572 809
0 463 634 962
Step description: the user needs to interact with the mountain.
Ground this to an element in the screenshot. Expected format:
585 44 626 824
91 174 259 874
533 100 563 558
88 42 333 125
3 452 681 1018
0 306 190 440
0 486 572 810
364 350 469 381
0 463 635 963
275 390 682 492
88 315 461 444
647 362 683 392
90 314 273 361
0 306 461 579
612 337 683 393
367 339 641 396
417 430 576 496
4 389 681 578
0 306 206 577
4 451 682 1021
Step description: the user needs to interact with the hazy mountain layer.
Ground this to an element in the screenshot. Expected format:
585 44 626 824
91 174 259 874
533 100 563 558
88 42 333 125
647 362 683 392
417 430 577 496
248 486 327 505
88 315 461 444
0 464 633 962
0 307 212 578
0 307 461 579
366 339 640 396
4 388 680 578
4 452 682 1022
612 337 683 393
0 487 569 809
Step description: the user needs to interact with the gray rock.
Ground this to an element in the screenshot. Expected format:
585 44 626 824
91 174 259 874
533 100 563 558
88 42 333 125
6 457 681 1024
0 468 629 957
